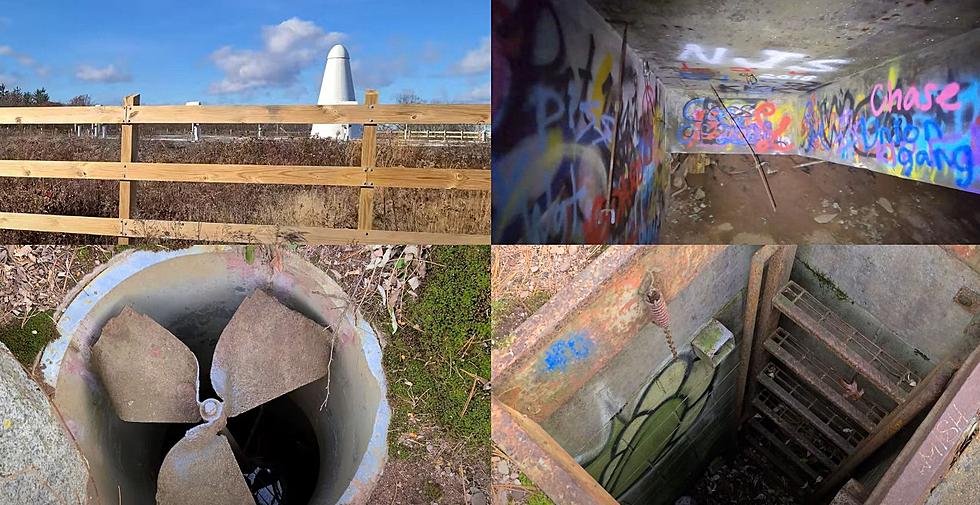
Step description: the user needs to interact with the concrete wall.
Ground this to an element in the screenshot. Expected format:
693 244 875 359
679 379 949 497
667 87 801 154
799 28 980 193
537 246 754 504
492 0 671 244
794 246 980 365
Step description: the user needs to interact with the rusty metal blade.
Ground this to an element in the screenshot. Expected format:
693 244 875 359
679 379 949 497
211 289 333 417
156 426 252 505
91 306 201 423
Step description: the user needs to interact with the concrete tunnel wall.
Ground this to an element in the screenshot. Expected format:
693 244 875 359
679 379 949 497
663 26 980 194
793 246 980 366
666 87 800 155
799 28 980 194
491 0 672 244
494 246 754 504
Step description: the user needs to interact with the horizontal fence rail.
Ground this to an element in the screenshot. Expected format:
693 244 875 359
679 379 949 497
0 90 491 245
0 104 491 125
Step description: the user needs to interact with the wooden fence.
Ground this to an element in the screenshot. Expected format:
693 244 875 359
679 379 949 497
0 91 491 245
398 129 489 144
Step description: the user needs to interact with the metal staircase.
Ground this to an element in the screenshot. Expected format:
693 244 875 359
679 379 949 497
744 281 925 496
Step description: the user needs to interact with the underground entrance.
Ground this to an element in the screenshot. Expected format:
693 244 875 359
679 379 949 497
491 0 980 244
492 246 980 504
35 247 390 504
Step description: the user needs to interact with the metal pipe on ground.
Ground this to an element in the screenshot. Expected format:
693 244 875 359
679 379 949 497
36 246 389 504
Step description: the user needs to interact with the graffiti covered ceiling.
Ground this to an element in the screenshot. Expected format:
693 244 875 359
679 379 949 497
586 0 980 95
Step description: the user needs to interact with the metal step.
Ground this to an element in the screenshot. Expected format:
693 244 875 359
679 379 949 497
757 363 862 455
748 419 821 482
765 327 889 432
773 281 920 403
744 429 814 490
746 415 828 477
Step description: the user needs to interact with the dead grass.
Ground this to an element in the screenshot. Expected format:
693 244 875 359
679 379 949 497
0 134 489 243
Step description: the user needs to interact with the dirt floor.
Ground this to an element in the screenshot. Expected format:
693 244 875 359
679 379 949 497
0 245 490 505
661 154 980 244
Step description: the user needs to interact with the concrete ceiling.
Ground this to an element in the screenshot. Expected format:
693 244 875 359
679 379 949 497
586 0 980 95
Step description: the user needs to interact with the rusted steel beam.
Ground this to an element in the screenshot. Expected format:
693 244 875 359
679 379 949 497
741 245 796 424
863 341 980 505
491 399 618 505
773 282 912 403
493 246 727 422
821 358 959 501
765 328 878 432
736 245 779 421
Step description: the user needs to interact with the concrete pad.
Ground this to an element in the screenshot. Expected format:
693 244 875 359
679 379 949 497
0 343 89 504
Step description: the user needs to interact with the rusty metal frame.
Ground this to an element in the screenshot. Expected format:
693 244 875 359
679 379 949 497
863 340 980 504
492 399 618 505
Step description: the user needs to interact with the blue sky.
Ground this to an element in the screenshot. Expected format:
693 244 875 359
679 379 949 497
0 0 489 105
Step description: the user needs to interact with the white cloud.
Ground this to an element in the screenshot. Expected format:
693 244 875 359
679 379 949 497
450 37 490 75
76 64 131 83
209 17 346 94
455 81 490 103
1 44 46 78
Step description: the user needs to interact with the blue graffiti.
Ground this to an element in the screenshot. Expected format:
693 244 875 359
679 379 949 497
540 332 594 373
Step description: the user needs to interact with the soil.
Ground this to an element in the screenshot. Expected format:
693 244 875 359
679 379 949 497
490 246 603 346
368 429 490 505
661 154 980 244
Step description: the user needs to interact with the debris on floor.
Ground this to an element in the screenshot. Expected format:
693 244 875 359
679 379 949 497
688 452 798 505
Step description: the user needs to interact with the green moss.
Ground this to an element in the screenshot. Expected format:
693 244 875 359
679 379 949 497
384 246 491 453
0 311 57 367
422 480 444 500
800 260 850 302
519 474 555 505
491 290 551 350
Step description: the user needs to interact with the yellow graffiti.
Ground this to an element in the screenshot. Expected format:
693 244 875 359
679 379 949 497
591 53 614 128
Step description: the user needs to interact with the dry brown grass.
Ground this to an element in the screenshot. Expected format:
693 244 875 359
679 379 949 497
0 134 489 243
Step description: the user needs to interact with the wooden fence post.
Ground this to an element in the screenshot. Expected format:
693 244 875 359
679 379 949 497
118 94 140 245
358 90 379 232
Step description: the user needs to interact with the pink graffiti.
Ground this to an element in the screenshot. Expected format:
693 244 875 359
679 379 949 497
869 81 961 116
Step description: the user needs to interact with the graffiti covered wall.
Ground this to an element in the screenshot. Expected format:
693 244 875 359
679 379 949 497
800 28 980 193
492 0 670 244
581 347 738 504
667 89 800 154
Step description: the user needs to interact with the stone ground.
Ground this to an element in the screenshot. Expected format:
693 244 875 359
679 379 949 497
0 245 489 505
661 154 980 244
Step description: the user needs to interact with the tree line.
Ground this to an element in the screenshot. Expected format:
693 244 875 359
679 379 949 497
0 82 91 107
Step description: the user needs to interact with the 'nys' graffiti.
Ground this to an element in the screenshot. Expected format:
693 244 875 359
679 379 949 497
492 0 669 244
582 353 717 500
677 96 795 153
676 44 850 93
801 65 980 192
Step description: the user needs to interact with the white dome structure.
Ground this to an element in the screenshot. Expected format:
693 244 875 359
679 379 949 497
311 44 361 140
